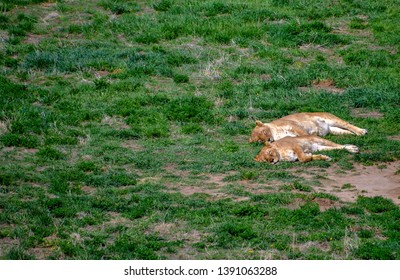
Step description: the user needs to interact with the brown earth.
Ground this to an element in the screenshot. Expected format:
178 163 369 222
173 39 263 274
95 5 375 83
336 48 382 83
298 79 345 93
351 108 384 119
159 161 400 207
311 79 345 93
316 162 400 204
388 135 400 141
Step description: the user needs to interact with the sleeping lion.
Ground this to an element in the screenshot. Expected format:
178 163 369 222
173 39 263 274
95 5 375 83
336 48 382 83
254 135 359 164
249 112 367 143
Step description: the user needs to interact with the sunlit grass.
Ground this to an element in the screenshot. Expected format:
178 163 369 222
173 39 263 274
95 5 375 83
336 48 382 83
0 0 399 260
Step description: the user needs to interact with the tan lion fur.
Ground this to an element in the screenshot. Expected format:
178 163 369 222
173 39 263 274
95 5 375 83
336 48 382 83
254 135 359 164
249 112 367 143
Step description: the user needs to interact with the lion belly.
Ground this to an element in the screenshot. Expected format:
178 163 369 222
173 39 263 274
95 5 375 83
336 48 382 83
297 120 330 136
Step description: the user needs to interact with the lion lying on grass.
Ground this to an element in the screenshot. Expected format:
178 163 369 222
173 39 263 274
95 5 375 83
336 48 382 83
254 135 359 164
249 112 367 143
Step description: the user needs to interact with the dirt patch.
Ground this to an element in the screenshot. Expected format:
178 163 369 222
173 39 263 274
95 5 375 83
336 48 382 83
178 186 230 200
21 148 38 154
24 33 45 45
42 12 60 23
299 44 344 64
93 70 111 78
81 185 96 194
260 74 272 81
105 212 132 227
152 222 176 236
145 76 175 92
161 167 276 201
286 197 306 210
351 108 383 119
312 79 345 93
146 221 205 259
387 135 400 141
328 18 372 38
202 57 226 80
101 115 130 130
155 160 400 206
27 246 55 260
0 237 18 257
295 241 330 253
315 162 400 204
312 197 343 211
332 25 372 37
163 164 191 178
286 196 343 211
0 31 8 50
0 120 9 135
147 221 202 243
204 172 230 187
299 79 345 94
121 140 144 151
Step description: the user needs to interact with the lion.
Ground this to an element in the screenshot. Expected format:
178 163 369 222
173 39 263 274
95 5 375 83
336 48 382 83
254 135 359 164
249 112 367 143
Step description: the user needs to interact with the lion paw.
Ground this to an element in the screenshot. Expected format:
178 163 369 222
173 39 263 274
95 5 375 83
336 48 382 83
344 144 359 153
356 129 368 136
324 155 332 161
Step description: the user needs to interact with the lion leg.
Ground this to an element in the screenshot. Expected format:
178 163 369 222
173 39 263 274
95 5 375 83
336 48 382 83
293 146 313 162
311 154 332 161
329 127 355 135
329 125 367 136
311 138 360 153
295 148 331 162
321 114 367 136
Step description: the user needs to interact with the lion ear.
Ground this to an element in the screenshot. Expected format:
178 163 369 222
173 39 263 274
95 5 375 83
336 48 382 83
264 142 272 148
255 120 263 127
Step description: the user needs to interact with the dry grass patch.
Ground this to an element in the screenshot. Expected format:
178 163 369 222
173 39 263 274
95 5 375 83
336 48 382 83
101 115 130 130
351 108 384 119
387 135 400 141
120 140 144 151
0 121 9 135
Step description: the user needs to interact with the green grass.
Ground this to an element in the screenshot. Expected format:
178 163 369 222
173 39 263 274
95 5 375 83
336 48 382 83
0 0 400 260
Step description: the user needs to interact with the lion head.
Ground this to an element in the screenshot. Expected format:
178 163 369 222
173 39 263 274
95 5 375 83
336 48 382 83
254 143 280 164
248 121 274 143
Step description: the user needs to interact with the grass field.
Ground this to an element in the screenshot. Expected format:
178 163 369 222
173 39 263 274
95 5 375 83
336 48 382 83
0 0 400 260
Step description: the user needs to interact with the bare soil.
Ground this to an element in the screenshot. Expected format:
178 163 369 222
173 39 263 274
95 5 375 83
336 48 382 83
161 161 400 207
351 108 384 119
299 79 345 93
388 135 400 141
317 162 400 204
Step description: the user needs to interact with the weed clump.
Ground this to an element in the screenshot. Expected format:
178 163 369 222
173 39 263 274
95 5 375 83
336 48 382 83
215 221 258 248
99 0 140 14
268 20 347 47
172 73 189 83
341 48 395 67
355 241 399 260
165 96 214 123
356 196 397 213
153 0 173 12
85 171 137 188
220 122 248 136
0 133 39 148
134 32 161 44
125 108 169 138
181 123 203 134
37 146 65 160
